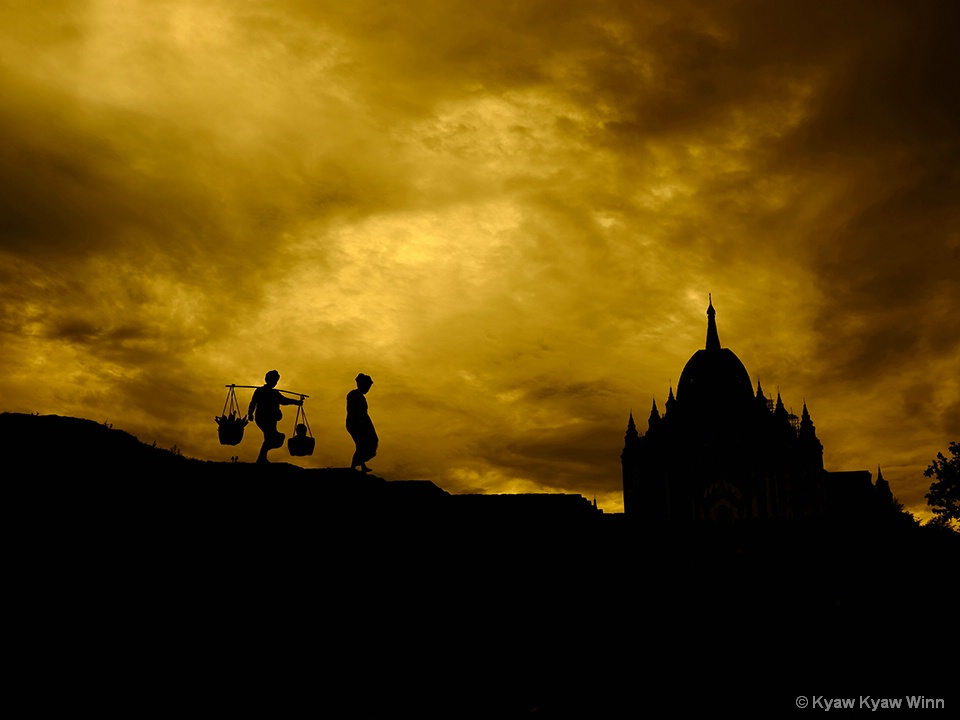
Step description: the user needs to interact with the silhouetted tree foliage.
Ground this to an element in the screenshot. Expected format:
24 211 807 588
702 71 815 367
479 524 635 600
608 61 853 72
924 441 960 527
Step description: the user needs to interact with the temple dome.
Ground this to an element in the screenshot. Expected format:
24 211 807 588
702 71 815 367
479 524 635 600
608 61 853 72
677 348 753 410
675 298 754 420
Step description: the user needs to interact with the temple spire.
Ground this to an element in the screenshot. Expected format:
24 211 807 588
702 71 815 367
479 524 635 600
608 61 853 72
623 410 640 457
799 400 818 440
875 465 893 504
706 294 721 350
756 378 771 413
648 397 661 431
774 390 788 420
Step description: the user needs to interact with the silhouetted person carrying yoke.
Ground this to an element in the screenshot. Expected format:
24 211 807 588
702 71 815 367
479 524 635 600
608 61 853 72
347 373 378 472
248 370 301 464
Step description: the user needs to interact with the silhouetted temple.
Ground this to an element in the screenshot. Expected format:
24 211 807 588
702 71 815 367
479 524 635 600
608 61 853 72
622 297 889 524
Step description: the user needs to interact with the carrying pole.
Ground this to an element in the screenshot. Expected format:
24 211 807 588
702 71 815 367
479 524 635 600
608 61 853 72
225 384 309 399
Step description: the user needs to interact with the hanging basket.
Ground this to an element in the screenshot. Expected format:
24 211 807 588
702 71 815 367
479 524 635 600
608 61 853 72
216 385 248 446
288 401 315 456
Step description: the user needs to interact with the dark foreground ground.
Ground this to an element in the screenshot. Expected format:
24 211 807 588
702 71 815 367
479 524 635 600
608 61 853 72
6 414 958 715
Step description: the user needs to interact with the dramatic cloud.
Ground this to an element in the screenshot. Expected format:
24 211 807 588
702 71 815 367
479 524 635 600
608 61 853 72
1 0 957 517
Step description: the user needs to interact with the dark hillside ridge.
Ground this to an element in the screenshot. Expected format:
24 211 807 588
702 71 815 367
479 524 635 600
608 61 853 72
2 412 602 524
6 412 957 713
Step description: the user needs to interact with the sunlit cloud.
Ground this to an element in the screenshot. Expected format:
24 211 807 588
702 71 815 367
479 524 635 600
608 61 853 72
1 0 957 518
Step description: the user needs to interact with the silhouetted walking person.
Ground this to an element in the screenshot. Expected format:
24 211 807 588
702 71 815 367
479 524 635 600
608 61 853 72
347 373 378 472
248 370 301 464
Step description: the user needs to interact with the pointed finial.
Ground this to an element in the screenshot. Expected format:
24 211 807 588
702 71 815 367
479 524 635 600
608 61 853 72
705 294 721 350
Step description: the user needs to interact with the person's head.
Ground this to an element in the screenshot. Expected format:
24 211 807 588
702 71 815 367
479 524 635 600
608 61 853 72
356 373 373 392
295 423 307 437
265 370 280 387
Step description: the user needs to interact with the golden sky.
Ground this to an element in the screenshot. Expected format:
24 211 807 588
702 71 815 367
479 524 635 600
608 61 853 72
1 0 957 515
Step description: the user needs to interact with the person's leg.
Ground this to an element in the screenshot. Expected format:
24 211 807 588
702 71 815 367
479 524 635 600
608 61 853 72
256 420 275 463
359 437 375 472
